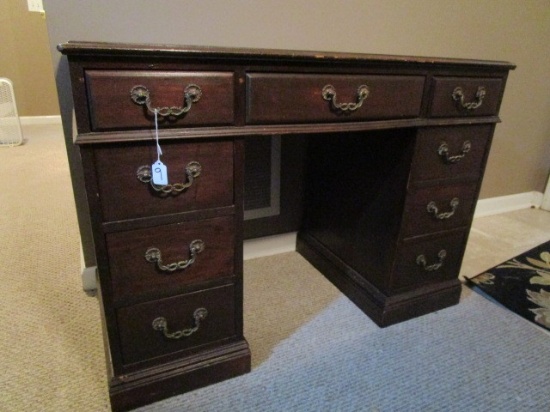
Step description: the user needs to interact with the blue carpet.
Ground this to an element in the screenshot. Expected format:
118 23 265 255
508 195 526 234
138 287 550 412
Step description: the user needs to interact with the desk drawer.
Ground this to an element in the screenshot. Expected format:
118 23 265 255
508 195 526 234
402 183 478 237
93 140 234 221
429 77 503 117
106 216 235 304
391 230 467 292
117 284 236 365
410 125 493 184
246 73 424 124
85 70 235 130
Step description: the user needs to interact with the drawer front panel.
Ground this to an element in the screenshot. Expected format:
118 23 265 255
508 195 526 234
86 70 235 130
392 230 467 292
246 74 425 124
94 140 234 221
429 77 503 117
410 125 493 184
106 216 235 304
117 284 236 365
402 183 478 237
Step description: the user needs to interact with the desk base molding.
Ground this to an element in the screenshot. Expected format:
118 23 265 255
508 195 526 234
108 340 251 412
296 232 462 327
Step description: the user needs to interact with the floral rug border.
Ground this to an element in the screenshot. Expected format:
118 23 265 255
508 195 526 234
466 240 550 331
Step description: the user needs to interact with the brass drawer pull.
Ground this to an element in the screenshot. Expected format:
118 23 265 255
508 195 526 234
145 239 205 272
452 86 486 111
322 84 370 113
427 198 459 220
152 308 208 339
130 84 202 117
137 161 201 195
438 140 471 164
416 250 447 272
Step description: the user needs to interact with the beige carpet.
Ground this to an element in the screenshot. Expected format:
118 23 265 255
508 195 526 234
2 124 549 411
0 124 109 410
0 124 340 411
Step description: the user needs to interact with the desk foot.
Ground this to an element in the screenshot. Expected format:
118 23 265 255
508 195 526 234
296 232 462 327
108 339 251 412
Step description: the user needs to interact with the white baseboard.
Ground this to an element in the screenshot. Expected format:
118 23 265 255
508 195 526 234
542 177 550 211
80 246 97 295
244 232 297 260
20 115 62 125
243 192 546 260
81 266 98 295
474 191 544 218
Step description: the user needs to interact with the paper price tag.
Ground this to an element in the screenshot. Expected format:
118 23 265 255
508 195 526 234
152 160 168 185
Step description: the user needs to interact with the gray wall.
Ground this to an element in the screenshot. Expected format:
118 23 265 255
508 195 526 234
45 1 550 261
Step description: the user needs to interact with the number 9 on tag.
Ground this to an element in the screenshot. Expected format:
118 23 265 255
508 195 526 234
152 160 168 185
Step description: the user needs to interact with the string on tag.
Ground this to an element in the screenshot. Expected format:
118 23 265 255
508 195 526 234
154 109 162 162
151 109 168 185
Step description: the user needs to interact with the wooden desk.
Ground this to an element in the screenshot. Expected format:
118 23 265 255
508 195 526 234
59 42 514 411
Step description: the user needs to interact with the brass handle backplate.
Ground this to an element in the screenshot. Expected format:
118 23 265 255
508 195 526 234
137 160 201 195
427 198 459 220
416 250 447 272
152 308 208 340
130 84 202 117
145 239 205 273
452 86 486 111
438 141 471 164
322 84 370 113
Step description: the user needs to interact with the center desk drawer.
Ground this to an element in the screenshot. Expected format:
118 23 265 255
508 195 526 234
85 70 235 130
246 73 425 124
106 216 235 304
117 284 236 366
93 140 234 221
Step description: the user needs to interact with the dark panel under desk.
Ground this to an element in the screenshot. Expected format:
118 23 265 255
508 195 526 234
244 135 273 212
243 135 307 239
301 129 416 293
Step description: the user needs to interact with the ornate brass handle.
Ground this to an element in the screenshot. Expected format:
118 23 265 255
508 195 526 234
438 140 471 164
416 250 447 272
152 308 208 340
137 161 201 195
452 86 486 111
130 84 202 117
427 198 459 220
145 239 205 272
322 84 370 113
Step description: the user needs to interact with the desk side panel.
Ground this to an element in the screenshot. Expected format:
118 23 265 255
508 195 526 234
302 129 416 293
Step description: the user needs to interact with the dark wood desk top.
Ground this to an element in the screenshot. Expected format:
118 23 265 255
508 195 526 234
58 41 516 70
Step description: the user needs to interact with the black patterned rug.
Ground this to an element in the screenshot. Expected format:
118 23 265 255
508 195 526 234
467 240 550 332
